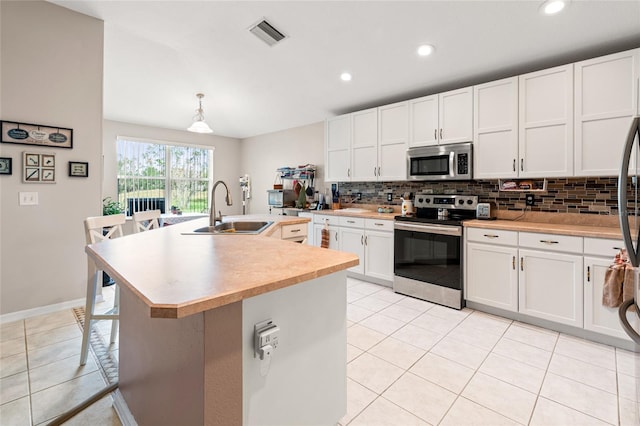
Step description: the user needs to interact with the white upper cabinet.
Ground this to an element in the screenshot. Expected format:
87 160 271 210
409 95 439 147
409 87 473 148
325 114 351 182
351 108 378 182
574 49 640 176
440 87 474 144
474 77 519 179
378 101 409 181
519 64 574 178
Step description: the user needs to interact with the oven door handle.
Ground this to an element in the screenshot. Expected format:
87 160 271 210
394 222 462 236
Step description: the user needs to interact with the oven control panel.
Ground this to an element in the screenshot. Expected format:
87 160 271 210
414 194 478 210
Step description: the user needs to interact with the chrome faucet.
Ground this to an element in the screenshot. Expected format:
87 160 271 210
210 180 233 226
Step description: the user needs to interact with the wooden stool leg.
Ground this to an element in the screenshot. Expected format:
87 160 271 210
110 284 120 344
80 270 99 366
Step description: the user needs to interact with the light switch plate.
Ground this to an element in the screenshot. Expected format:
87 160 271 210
19 192 38 205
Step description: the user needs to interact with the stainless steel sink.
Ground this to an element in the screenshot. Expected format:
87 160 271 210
187 221 273 235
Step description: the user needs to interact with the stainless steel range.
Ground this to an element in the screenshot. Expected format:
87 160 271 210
393 194 478 309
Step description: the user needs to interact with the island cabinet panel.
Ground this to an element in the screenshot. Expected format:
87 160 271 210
242 271 347 425
119 284 243 426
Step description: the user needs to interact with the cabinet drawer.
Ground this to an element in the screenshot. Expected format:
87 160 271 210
313 215 340 226
281 223 308 239
583 237 624 257
466 227 518 245
518 232 582 253
365 218 393 232
339 216 365 228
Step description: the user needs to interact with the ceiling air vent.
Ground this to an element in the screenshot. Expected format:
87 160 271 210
249 19 287 46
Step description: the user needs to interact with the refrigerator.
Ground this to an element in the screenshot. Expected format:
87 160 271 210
617 115 640 424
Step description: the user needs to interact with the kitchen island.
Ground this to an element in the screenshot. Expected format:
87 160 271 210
86 216 358 425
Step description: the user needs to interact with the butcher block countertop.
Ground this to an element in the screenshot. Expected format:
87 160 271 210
464 211 626 239
85 215 358 319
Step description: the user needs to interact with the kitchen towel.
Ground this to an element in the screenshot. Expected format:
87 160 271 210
321 221 329 249
603 249 635 308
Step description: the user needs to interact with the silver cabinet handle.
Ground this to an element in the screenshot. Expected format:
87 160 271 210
347 220 355 224
520 159 524 171
520 257 524 271
540 240 559 245
587 266 591 282
512 256 516 270
374 167 377 176
347 168 351 177
364 236 368 245
361 235 364 245
335 233 338 241
290 228 301 233
440 128 443 139
378 166 381 176
434 129 437 139
483 234 499 239
513 159 516 172
613 247 623 250
374 222 385 226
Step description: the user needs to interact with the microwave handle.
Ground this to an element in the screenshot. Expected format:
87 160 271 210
449 151 455 177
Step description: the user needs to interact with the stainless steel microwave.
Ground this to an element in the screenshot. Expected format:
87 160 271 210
407 142 472 181
267 189 296 208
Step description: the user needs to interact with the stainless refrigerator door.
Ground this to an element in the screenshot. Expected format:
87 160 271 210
617 116 640 424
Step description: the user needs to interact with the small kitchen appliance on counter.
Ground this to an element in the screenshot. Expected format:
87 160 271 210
394 194 478 309
476 202 496 220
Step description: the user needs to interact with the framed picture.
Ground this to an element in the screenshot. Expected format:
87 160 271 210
68 161 89 177
0 157 12 175
1 120 73 149
23 152 56 183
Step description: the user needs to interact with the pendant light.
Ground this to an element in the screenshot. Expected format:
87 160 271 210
187 93 213 134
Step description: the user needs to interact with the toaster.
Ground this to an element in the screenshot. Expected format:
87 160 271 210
476 202 496 220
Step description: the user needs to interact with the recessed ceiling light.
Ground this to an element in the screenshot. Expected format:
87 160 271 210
540 0 567 15
417 44 435 57
340 72 352 82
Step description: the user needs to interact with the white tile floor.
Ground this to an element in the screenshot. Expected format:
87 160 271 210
343 278 640 426
0 287 120 426
1 279 638 425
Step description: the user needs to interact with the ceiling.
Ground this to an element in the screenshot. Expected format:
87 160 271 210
50 1 640 139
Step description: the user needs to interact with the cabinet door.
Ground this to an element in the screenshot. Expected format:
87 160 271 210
584 256 632 340
519 249 583 327
313 224 339 250
339 227 365 274
466 242 518 312
378 102 408 181
473 77 519 179
519 65 574 178
325 115 351 182
408 95 439 147
575 49 639 176
364 230 393 281
351 108 378 181
439 87 473 144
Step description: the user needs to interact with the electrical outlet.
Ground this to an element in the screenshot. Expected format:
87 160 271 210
387 193 393 202
356 192 362 200
525 193 535 206
19 192 38 206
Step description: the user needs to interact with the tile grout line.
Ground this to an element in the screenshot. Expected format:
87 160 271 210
526 329 559 426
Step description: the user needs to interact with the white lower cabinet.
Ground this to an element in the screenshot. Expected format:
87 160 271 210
465 228 632 342
364 229 394 281
466 242 518 312
339 226 365 275
518 249 583 328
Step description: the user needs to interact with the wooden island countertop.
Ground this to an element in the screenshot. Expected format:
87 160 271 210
85 215 358 319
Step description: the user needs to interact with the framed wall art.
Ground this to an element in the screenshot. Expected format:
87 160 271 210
23 152 56 183
69 161 89 177
1 120 73 149
0 157 12 175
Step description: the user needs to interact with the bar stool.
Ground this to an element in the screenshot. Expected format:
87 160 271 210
80 214 125 366
132 209 161 233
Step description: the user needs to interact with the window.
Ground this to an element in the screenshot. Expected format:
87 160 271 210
116 138 213 215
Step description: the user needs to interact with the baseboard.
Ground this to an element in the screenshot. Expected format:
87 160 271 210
113 389 137 426
0 298 85 324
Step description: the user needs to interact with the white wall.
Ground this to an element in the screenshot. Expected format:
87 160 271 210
240 122 325 214
0 1 104 315
102 120 242 218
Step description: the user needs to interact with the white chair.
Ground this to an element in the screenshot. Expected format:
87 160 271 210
132 209 161 233
80 214 125 366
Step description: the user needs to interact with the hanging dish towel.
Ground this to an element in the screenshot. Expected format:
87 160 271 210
321 220 330 249
603 248 634 308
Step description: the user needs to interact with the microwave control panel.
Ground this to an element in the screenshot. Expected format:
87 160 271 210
457 153 469 175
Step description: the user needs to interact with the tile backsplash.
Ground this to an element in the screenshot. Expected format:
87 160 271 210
337 177 625 215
